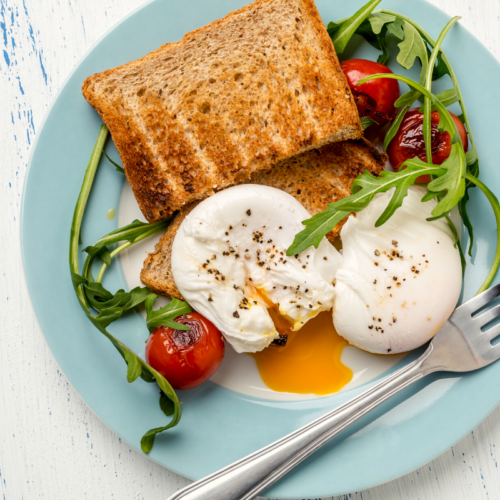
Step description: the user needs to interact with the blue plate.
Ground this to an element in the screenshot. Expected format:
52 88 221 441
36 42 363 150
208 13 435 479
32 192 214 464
21 0 500 497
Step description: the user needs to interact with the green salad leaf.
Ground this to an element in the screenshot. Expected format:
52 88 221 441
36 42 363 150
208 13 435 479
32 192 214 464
145 294 193 332
69 125 184 453
386 17 404 40
291 3 500 293
139 366 182 453
463 173 500 292
360 116 379 129
396 22 429 72
288 74 466 260
445 215 466 276
383 104 413 151
418 89 458 110
159 391 175 417
88 217 175 253
287 160 446 256
329 0 383 54
429 47 450 81
368 12 395 34
104 151 125 173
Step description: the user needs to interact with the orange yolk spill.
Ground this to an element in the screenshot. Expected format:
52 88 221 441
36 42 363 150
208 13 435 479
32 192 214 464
251 311 353 395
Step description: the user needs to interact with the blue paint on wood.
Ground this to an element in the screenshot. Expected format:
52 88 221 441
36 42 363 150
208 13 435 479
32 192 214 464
0 10 7 47
38 51 47 84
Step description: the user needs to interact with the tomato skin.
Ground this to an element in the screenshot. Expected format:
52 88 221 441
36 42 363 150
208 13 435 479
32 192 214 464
145 312 225 390
387 108 468 183
340 59 400 124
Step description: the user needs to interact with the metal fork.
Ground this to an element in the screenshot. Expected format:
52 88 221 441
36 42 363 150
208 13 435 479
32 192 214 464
167 283 500 500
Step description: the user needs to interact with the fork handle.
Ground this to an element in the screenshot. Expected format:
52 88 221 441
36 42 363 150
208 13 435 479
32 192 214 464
167 346 435 500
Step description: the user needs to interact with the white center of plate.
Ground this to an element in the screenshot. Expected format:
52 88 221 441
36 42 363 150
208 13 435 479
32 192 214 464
118 181 405 401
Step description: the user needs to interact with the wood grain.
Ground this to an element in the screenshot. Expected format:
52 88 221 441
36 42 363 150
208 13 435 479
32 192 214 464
1 0 499 499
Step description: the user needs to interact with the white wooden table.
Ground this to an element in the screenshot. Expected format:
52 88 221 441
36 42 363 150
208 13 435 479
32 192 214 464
1 0 500 498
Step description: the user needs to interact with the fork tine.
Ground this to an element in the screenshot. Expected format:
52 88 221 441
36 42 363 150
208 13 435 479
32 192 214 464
475 303 500 328
482 322 500 343
456 282 500 315
484 343 500 362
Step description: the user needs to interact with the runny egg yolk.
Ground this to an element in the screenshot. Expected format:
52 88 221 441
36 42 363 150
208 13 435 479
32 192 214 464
251 311 353 395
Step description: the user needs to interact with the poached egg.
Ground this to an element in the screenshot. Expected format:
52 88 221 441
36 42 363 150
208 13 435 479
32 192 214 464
333 186 462 354
171 185 342 353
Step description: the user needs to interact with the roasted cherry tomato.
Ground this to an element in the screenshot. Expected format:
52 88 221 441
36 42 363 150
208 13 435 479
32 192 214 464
340 58 400 125
145 312 225 390
387 108 468 183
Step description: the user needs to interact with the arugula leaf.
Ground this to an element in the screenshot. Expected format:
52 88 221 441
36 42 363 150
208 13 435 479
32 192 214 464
92 217 175 252
94 307 124 330
426 143 467 218
368 12 395 34
466 145 479 170
71 270 87 288
387 17 404 40
324 5 499 295
330 0 383 54
360 116 378 129
328 9 407 66
101 248 112 266
375 26 389 65
394 91 418 108
388 19 430 137
326 20 343 35
80 215 176 317
457 144 479 256
140 367 156 384
159 391 175 417
461 144 479 255
459 182 475 256
384 105 413 152
397 22 429 73
377 9 480 173
422 17 460 164
104 151 125 174
69 125 182 454
446 215 466 275
84 281 114 306
84 282 152 313
287 209 351 257
355 20 389 65
383 21 429 149
287 161 447 256
366 73 467 220
432 49 450 81
359 74 459 136
464 173 500 294
420 190 446 202
418 88 458 110
287 146 466 256
145 294 193 332
328 11 399 66
140 364 181 453
124 287 154 311
288 77 467 256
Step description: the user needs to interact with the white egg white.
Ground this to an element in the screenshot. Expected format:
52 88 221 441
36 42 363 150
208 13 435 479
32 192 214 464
171 185 342 353
333 186 462 354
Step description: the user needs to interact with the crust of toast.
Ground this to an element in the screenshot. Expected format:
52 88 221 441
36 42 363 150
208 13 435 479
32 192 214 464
82 0 362 222
141 138 387 299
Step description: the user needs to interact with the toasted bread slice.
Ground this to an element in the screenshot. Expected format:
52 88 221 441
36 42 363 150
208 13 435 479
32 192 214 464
141 139 387 299
82 0 362 223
